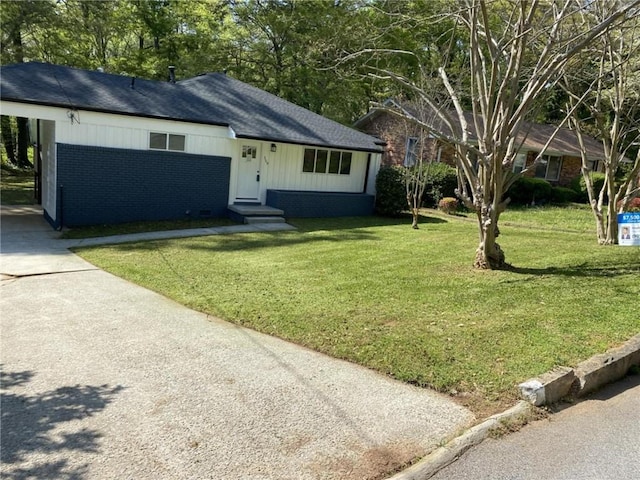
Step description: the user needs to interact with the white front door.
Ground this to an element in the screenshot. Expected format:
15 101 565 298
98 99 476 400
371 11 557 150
236 143 261 201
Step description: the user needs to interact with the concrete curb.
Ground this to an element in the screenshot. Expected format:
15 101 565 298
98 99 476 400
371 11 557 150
386 401 532 480
518 334 640 406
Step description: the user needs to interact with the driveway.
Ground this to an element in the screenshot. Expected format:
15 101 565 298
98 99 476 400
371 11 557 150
0 205 474 480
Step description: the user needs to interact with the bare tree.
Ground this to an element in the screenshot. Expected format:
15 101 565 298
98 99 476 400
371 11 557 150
360 0 640 268
564 2 640 244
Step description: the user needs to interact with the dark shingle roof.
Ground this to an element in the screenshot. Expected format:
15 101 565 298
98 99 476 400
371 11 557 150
0 62 383 152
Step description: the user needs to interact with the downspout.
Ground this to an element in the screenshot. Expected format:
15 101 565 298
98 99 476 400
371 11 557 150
57 184 64 231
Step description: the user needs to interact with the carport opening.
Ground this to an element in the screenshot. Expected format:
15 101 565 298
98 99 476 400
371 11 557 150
1 116 41 205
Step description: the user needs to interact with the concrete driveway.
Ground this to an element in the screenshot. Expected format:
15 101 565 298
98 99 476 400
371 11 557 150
0 205 474 480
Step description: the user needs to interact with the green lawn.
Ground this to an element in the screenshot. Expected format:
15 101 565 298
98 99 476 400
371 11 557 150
0 173 35 205
74 211 640 415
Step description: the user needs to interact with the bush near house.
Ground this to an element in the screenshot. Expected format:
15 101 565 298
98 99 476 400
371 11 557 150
570 173 606 203
506 177 553 205
551 186 579 204
375 163 459 217
618 197 640 212
438 197 459 214
422 163 458 207
375 165 406 216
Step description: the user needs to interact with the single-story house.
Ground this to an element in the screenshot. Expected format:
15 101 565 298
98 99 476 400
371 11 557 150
354 100 605 187
0 62 384 228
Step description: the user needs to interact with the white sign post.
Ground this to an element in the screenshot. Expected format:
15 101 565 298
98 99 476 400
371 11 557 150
618 212 640 246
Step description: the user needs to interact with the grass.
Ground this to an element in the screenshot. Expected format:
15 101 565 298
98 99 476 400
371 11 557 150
74 210 640 416
61 217 237 239
0 171 35 205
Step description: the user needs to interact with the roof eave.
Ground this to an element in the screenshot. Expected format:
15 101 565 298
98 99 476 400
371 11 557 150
0 97 230 128
235 133 384 153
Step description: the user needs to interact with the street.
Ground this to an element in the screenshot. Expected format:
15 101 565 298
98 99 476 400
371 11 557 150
431 373 640 480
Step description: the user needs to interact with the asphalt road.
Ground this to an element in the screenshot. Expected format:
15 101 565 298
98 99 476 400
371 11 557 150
431 373 640 480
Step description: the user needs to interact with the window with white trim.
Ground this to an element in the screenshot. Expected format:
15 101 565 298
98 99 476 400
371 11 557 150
303 148 352 175
512 153 527 173
534 154 562 181
149 132 186 151
404 137 418 167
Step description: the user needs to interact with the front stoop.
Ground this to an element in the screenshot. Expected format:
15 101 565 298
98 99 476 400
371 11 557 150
245 216 286 224
228 204 285 224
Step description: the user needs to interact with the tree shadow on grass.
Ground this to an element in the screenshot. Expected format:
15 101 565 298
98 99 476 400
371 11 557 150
79 214 450 255
0 365 124 480
288 213 447 233
507 261 640 278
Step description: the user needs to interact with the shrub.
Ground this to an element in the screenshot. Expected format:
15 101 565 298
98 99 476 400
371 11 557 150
617 197 640 212
375 166 406 216
551 186 578 204
422 163 458 207
570 173 606 203
438 197 459 214
505 177 553 205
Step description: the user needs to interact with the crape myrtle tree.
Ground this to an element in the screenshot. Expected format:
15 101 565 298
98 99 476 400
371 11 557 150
359 0 640 269
400 112 433 230
563 1 640 244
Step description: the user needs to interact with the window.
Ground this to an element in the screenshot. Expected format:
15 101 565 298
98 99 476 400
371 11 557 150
302 148 352 175
149 132 186 152
513 153 527 173
404 137 418 167
242 145 257 159
534 155 562 181
315 150 328 173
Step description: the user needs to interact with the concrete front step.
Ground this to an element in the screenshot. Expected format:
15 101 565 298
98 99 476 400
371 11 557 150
228 204 285 216
244 216 286 224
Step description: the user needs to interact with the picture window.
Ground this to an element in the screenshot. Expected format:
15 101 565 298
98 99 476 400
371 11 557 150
303 148 352 175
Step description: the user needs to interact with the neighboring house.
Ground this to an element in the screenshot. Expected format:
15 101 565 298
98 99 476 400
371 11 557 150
0 62 384 228
354 100 605 187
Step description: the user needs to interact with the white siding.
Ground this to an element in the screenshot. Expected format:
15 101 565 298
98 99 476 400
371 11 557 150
255 142 369 203
39 120 56 221
54 110 233 156
0 101 233 156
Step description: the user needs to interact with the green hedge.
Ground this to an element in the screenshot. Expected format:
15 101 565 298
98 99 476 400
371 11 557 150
375 163 459 216
570 173 606 203
422 163 458 207
551 186 579 204
375 165 406 216
506 177 553 205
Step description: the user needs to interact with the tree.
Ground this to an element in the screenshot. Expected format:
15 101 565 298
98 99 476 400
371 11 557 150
564 1 640 244
0 0 56 169
359 0 640 269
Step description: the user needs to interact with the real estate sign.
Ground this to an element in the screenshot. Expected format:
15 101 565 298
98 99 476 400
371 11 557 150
618 212 640 246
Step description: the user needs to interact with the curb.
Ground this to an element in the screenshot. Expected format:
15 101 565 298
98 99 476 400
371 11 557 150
386 334 640 480
386 401 532 480
518 334 640 406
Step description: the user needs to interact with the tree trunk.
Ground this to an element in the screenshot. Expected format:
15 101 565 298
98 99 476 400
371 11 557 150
474 209 506 269
1 116 17 165
411 207 419 229
16 117 31 169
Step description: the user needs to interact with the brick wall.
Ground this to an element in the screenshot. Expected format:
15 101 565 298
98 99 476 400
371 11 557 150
56 144 231 226
559 156 581 186
266 190 374 217
359 112 440 166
